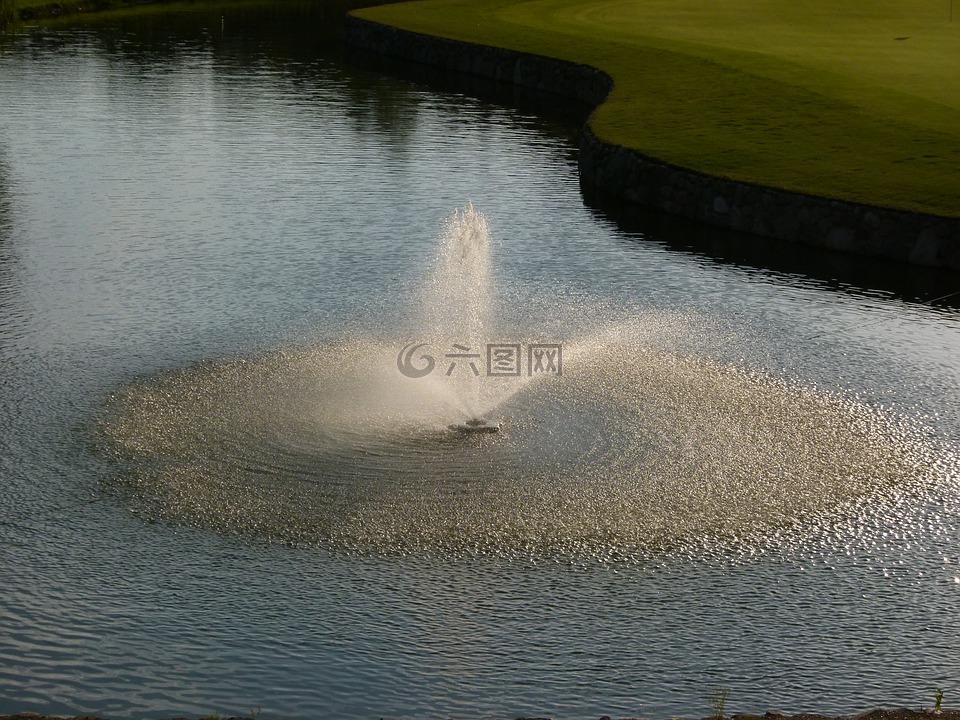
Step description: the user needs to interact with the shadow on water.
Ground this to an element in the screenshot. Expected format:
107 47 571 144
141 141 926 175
46 0 361 62
5 0 377 70
582 184 960 309
339 26 594 171
6 0 433 147
344 41 595 131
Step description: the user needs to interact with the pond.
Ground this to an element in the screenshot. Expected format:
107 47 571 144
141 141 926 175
1 3 959 719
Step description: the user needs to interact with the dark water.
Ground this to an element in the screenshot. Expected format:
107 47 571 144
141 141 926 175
1 4 960 719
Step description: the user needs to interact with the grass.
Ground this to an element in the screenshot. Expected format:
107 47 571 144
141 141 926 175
351 0 960 217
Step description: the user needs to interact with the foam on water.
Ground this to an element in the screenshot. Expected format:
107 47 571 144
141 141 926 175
99 206 952 562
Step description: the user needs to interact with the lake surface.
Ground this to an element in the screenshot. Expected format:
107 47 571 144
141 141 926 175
1 4 960 719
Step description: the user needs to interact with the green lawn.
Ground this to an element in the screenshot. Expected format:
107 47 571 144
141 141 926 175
352 0 960 216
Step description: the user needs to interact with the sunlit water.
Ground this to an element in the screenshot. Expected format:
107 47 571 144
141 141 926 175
2 4 960 719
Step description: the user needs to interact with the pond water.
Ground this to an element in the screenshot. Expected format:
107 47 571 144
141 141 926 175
1 4 960 719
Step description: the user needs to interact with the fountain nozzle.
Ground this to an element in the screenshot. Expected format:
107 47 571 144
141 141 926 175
448 418 501 434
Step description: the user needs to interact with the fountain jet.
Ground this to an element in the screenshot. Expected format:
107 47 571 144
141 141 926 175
420 203 505 433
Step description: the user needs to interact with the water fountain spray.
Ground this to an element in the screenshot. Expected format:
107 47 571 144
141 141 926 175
421 202 502 433
100 204 944 560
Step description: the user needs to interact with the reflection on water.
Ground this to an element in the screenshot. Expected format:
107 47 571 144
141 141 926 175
0 144 10 228
0 144 18 361
583 186 960 311
1 3 960 720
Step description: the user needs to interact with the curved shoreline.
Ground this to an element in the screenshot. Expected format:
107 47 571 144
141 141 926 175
343 15 960 270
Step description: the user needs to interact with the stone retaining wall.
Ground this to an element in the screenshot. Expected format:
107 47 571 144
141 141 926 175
343 16 611 104
343 15 960 269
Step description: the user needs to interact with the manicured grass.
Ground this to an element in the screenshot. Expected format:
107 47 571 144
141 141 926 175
352 0 960 217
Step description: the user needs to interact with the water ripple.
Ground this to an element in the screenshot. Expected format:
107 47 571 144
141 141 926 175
2 4 960 719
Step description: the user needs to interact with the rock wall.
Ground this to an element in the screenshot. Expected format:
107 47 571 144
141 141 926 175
343 15 960 269
343 16 611 104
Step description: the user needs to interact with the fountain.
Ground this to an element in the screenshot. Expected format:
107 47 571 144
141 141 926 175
100 205 942 561
415 202 506 432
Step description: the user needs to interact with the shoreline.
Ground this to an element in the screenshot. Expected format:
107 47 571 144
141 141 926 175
342 14 960 270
